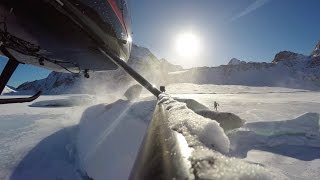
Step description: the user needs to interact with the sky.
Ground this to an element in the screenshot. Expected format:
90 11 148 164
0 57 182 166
1 0 320 87
131 0 320 67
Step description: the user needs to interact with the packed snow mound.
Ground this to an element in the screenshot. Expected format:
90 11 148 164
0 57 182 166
196 110 246 131
1 86 16 95
77 99 157 180
191 147 287 180
123 84 143 101
174 98 245 131
245 112 319 138
158 94 230 153
228 113 320 160
228 58 246 65
175 98 210 111
158 94 286 179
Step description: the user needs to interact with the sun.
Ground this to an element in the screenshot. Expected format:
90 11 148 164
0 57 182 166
175 32 200 58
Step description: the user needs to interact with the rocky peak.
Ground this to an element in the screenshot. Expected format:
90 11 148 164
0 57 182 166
311 41 320 58
272 51 307 64
228 58 246 65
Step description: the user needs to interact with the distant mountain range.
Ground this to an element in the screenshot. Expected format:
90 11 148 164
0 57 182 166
6 41 320 95
168 41 320 90
13 44 182 95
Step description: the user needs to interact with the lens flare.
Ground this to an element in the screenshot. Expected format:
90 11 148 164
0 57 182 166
175 32 200 58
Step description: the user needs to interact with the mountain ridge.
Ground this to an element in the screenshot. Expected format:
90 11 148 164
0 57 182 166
168 41 320 90
14 41 320 94
15 44 181 94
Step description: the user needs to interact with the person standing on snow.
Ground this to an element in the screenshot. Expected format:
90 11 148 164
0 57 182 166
214 101 219 111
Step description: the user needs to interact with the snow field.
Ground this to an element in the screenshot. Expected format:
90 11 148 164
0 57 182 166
1 84 319 179
158 93 285 179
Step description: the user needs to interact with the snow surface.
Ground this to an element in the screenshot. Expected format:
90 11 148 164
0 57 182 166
76 97 156 180
169 84 320 180
0 95 86 180
158 94 284 179
158 93 230 153
0 84 320 180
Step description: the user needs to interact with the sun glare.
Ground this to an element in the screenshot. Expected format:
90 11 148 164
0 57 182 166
175 32 200 58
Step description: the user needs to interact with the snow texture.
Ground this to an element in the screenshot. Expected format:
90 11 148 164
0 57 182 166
158 94 285 179
1 84 320 179
158 93 230 153
76 98 157 180
228 113 320 179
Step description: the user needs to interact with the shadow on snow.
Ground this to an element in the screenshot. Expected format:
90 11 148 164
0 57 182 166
11 98 156 180
228 112 320 161
10 126 79 180
76 99 156 180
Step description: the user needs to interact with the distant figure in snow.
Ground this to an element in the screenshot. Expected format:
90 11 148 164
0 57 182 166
214 101 219 111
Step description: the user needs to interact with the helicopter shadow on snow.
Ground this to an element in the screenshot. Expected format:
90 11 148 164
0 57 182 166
227 112 320 161
9 125 80 180
10 99 157 180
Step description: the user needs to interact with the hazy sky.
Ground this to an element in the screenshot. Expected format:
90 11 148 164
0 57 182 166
1 0 320 87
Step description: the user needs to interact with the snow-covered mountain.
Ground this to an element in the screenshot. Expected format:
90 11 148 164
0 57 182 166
15 41 320 94
1 86 16 95
228 58 246 65
16 44 181 94
168 41 320 90
311 41 320 58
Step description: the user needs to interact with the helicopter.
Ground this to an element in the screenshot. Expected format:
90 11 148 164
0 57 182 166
0 0 160 104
